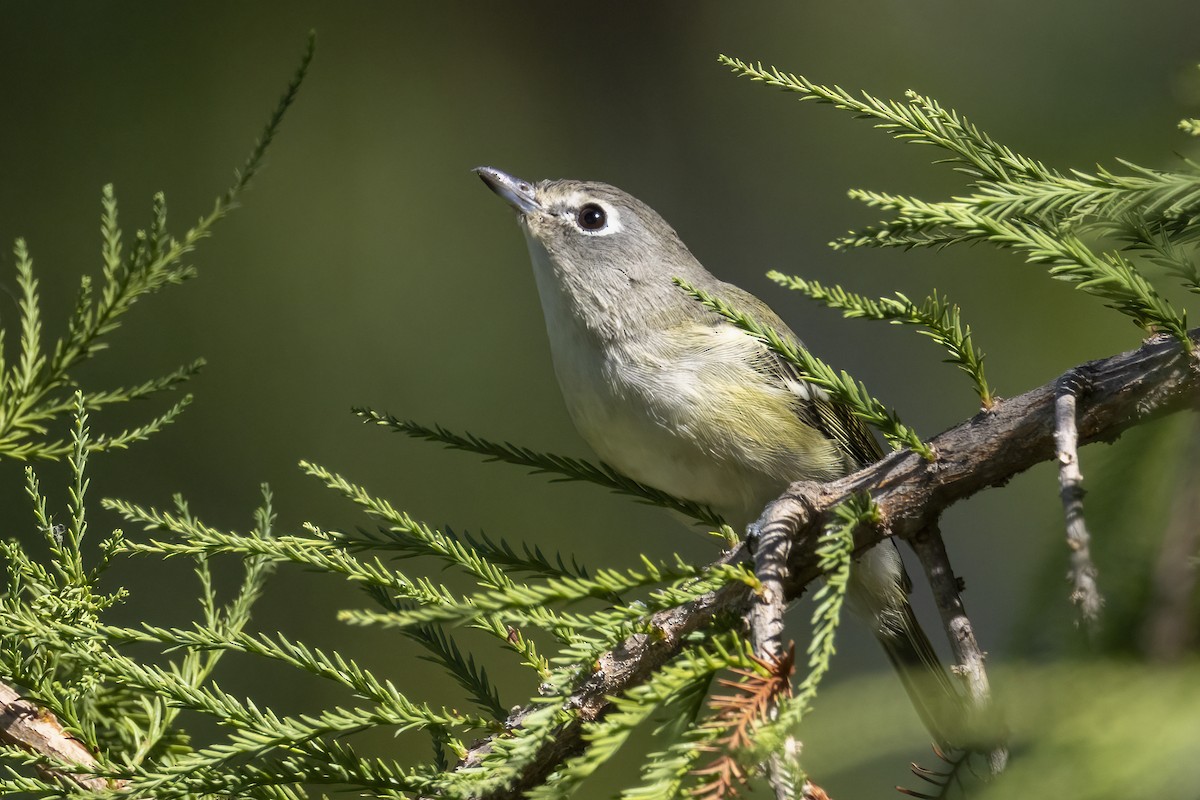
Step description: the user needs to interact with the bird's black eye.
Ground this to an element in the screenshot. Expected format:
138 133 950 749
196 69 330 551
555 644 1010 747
577 203 607 231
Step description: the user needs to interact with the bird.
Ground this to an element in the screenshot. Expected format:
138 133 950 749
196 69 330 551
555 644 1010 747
475 165 963 747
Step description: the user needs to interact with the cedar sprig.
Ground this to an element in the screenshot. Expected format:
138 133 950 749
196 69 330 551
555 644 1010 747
335 556 754 630
355 408 724 527
725 54 1197 352
690 648 797 800
719 56 1058 185
832 192 1191 348
108 496 556 680
343 524 595 583
0 33 314 461
768 272 995 408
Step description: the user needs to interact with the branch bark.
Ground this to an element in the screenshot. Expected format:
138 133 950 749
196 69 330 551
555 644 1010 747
745 512 800 800
909 523 1007 774
0 681 121 791
1054 371 1103 632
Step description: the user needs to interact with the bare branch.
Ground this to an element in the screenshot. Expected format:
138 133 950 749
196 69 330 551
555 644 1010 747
0 680 121 791
1055 372 1103 632
909 524 1007 774
746 510 797 800
746 509 793 661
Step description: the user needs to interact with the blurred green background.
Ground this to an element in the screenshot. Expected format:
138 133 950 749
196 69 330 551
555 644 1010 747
2 2 1198 796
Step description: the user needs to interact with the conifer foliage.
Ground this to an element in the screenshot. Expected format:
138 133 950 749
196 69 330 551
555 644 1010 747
1 41 1197 799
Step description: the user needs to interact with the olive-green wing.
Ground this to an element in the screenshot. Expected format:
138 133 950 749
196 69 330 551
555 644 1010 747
703 280 885 471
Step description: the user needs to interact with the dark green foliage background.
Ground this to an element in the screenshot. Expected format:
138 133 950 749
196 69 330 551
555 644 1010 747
1 2 1198 796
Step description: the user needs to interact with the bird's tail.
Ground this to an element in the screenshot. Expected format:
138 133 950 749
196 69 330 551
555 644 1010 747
847 544 969 750
873 599 968 751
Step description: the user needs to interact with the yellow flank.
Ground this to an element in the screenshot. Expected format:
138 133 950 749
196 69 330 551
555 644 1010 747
698 376 842 480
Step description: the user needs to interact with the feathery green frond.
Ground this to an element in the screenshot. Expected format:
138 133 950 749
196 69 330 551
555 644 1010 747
832 191 1191 346
84 358 205 407
223 31 315 208
719 56 1059 184
966 162 1200 223
343 523 595 582
365 584 539 710
13 239 45 400
109 624 493 744
132 739 439 799
0 34 312 462
338 556 753 630
126 487 278 767
407 621 508 719
109 485 559 680
107 497 454 606
769 273 995 408
729 55 1198 354
425 703 570 800
296 460 570 671
354 408 725 527
451 525 595 581
299 459 521 591
618 666 717 800
1 604 482 792
1098 216 1200 295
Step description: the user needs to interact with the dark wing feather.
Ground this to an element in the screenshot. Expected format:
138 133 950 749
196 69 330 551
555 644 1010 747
792 368 885 470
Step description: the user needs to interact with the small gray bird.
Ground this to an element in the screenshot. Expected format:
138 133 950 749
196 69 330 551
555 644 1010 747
476 166 962 747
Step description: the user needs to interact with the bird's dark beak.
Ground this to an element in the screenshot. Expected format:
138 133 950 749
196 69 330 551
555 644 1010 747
474 166 540 214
